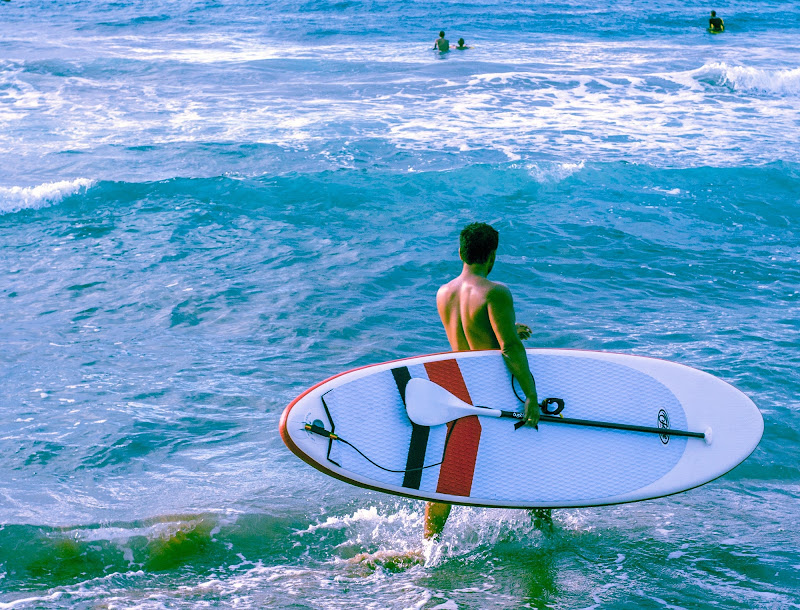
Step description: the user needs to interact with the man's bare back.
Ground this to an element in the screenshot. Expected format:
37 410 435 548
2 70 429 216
438 273 513 351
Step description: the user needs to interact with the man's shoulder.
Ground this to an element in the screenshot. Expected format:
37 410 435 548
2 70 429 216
485 280 512 302
437 277 461 300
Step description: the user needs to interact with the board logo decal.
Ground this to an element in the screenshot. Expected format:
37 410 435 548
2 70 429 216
658 409 670 444
424 359 481 497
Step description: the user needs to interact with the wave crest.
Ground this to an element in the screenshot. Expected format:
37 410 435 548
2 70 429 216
524 161 585 184
0 178 94 215
695 62 800 96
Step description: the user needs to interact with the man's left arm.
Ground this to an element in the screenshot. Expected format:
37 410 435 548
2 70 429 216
487 286 539 427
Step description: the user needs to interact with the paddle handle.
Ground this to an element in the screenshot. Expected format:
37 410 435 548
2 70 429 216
469 405 524 420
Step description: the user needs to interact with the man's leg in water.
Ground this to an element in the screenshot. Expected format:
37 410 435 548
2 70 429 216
425 501 452 539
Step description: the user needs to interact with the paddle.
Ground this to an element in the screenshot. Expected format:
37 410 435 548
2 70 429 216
404 378 710 442
405 377 526 426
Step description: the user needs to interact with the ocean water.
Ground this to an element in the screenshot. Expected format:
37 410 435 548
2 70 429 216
1 0 799 607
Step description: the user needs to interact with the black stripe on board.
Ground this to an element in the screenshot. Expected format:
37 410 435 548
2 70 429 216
392 367 430 490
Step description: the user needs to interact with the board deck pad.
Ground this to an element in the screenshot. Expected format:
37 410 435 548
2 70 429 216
281 350 762 508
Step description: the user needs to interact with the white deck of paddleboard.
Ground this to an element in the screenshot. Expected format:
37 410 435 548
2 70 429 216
281 349 763 508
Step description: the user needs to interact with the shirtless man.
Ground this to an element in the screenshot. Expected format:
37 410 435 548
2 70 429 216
425 222 540 539
433 31 450 52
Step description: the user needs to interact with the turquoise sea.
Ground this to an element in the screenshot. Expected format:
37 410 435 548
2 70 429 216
1 0 799 607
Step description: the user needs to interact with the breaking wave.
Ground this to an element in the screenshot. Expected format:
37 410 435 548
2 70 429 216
0 179 95 215
694 62 800 96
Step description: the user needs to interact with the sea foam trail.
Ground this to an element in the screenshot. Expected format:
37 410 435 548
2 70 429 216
0 178 94 215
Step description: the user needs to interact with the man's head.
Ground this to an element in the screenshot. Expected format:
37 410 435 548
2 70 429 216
710 10 716 16
458 38 465 46
459 222 499 266
439 31 445 38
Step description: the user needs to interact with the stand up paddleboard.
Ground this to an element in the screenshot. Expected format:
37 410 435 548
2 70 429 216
280 349 762 508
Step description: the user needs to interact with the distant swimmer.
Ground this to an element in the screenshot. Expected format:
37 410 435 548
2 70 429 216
455 38 470 50
433 31 450 52
709 10 724 32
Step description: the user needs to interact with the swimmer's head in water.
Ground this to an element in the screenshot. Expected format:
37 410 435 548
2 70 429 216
459 222 499 265
458 38 465 46
439 31 445 38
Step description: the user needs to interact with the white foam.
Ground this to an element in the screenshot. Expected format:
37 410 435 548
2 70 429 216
0 178 94 214
650 187 683 196
526 160 585 183
3 39 799 169
0 593 64 609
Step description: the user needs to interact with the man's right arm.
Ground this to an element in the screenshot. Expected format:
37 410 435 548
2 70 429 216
486 285 539 426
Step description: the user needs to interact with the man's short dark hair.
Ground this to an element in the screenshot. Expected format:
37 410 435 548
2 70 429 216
460 222 499 264
439 31 445 37
711 10 716 16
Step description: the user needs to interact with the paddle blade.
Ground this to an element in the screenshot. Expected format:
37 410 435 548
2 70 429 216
405 378 494 426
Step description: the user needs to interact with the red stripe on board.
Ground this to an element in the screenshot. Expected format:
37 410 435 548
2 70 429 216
424 359 482 497
424 358 472 404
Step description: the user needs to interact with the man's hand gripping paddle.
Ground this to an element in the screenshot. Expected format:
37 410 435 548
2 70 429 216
404 378 560 427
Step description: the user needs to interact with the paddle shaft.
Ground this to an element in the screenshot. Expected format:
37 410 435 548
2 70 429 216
493 409 705 439
409 379 705 440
